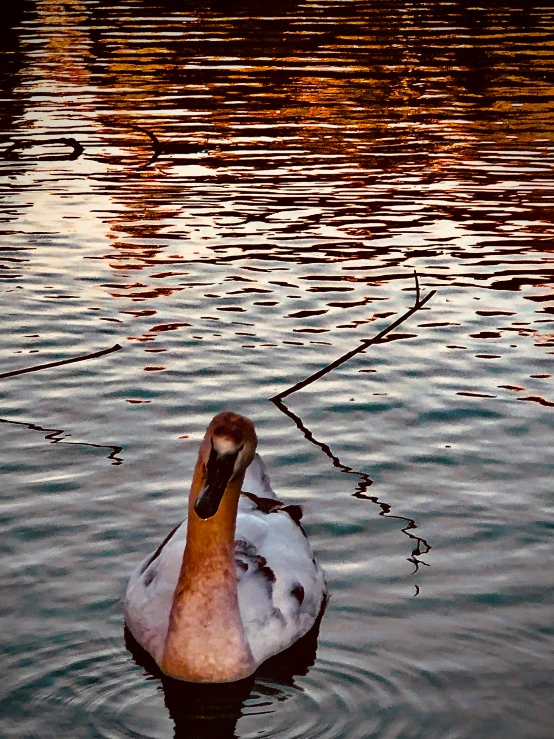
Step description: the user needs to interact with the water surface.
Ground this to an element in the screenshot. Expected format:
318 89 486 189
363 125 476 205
1 2 553 737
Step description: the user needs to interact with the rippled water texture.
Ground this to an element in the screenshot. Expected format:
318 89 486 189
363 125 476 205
1 1 553 737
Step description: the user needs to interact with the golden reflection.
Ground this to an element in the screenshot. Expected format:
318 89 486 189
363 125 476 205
12 0 554 332
29 1 91 89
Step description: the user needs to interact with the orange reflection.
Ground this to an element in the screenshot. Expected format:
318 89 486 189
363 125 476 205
12 0 554 356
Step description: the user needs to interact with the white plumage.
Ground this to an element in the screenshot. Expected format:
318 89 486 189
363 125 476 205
124 415 326 683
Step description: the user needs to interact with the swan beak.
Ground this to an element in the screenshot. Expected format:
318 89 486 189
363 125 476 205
194 442 243 520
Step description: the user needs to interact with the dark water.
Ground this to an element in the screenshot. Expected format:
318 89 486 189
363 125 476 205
1 1 553 737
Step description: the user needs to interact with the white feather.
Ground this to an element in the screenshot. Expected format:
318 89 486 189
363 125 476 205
125 453 326 668
242 453 275 499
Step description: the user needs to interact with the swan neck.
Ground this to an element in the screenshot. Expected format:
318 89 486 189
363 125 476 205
161 461 255 682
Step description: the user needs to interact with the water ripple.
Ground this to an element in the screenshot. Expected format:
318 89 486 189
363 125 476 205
1 1 554 737
1 633 169 739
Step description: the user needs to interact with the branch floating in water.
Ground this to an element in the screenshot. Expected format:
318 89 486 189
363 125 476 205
270 272 436 401
118 123 210 165
271 396 431 576
0 343 122 380
3 137 84 161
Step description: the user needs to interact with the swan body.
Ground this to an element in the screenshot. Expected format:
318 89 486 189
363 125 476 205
124 412 326 682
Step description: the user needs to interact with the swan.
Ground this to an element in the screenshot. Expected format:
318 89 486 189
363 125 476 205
124 411 327 682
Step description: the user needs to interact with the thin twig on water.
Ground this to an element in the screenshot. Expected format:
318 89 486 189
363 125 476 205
270 272 436 401
118 123 209 165
271 396 431 578
3 137 84 162
0 417 123 465
0 344 122 380
414 269 420 303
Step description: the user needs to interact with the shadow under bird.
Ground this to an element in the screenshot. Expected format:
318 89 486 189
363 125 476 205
124 412 327 682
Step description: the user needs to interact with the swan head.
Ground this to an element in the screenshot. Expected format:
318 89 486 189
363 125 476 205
194 412 257 520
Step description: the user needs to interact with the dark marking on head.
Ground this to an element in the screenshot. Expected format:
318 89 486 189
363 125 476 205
213 423 244 445
211 411 255 448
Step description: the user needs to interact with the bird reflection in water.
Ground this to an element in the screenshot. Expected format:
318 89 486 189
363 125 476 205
124 605 325 739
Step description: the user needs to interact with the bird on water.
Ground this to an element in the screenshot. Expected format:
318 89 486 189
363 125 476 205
124 411 326 682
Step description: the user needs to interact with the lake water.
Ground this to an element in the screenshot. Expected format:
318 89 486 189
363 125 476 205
1 2 553 737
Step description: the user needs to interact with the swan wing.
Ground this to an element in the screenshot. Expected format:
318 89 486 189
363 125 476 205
235 494 326 665
124 521 186 664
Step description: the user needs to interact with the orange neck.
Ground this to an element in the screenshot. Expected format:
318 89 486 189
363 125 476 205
161 460 255 682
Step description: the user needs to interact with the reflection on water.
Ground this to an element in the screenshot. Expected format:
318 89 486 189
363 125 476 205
1 1 554 738
125 609 325 739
